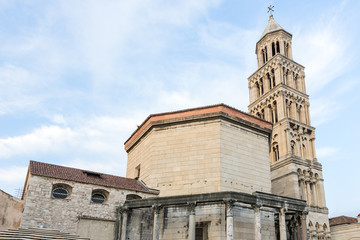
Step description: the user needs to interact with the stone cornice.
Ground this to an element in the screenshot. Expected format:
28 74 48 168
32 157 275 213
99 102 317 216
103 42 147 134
248 54 305 81
270 156 323 172
123 191 306 212
248 84 309 110
275 117 315 132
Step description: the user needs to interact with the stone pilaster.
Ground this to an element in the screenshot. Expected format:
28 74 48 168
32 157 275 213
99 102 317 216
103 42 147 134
188 202 196 240
225 199 235 240
279 208 287 240
253 204 262 240
120 207 130 240
152 205 161 240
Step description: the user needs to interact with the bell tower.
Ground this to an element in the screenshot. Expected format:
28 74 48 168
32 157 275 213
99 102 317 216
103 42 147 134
248 14 331 238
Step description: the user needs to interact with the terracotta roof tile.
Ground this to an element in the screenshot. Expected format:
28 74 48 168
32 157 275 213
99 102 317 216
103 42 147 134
329 216 358 226
29 161 155 194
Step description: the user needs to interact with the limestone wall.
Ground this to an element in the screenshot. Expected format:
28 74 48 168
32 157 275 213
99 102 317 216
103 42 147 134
0 190 24 231
126 117 271 197
127 119 222 196
21 175 153 237
331 223 360 240
220 120 271 193
76 218 115 240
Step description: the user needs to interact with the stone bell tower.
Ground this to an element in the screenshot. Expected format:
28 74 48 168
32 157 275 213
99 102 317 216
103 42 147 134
248 14 331 238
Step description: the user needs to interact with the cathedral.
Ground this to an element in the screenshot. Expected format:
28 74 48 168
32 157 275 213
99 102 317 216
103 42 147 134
0 14 333 240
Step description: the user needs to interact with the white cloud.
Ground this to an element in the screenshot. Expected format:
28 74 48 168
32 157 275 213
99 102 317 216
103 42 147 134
0 166 27 182
316 147 338 159
294 5 353 96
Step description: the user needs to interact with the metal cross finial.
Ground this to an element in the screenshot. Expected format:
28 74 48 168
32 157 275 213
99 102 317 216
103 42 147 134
268 5 274 16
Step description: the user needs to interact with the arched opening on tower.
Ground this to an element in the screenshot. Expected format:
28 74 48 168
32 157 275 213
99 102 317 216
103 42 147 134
276 41 280 53
272 143 279 162
271 69 276 88
272 42 276 57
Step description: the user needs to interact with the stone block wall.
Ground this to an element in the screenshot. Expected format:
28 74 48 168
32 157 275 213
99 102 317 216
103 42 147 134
126 117 271 197
21 175 153 238
220 120 271 194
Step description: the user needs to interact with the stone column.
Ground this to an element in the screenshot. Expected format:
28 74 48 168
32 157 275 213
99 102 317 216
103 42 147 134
264 75 270 92
115 207 122 240
296 221 302 240
253 204 262 240
299 174 305 200
301 211 308 240
225 200 235 240
305 104 311 125
305 177 312 207
120 207 130 240
284 125 291 155
311 177 318 207
188 202 196 240
279 208 287 240
318 179 327 207
310 136 317 161
264 105 272 122
152 205 161 240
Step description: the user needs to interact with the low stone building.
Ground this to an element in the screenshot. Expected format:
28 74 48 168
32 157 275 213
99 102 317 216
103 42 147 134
329 215 360 240
20 161 158 240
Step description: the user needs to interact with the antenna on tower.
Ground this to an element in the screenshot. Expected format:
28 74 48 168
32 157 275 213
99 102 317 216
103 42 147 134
267 5 274 16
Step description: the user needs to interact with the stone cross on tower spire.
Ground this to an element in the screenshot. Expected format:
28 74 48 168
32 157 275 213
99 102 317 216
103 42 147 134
267 5 274 16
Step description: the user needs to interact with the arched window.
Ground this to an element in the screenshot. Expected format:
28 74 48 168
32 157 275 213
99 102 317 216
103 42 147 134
272 42 276 56
265 46 268 62
291 140 296 155
259 79 264 95
91 189 109 204
51 183 72 199
126 194 142 200
255 82 260 98
262 49 266 64
276 41 280 53
284 42 289 57
272 143 279 162
271 69 276 88
273 101 278 122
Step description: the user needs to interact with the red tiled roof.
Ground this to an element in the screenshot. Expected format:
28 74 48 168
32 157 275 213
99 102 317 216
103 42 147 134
124 103 272 150
29 161 156 194
329 216 358 226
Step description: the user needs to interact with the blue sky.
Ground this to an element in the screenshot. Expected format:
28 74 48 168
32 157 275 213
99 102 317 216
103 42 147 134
0 0 359 218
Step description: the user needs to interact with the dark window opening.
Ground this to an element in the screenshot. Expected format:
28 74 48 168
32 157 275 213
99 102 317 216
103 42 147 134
83 171 102 178
272 42 276 56
196 222 209 240
91 193 106 204
276 41 280 53
135 164 141 180
52 188 68 199
126 194 142 200
265 47 268 61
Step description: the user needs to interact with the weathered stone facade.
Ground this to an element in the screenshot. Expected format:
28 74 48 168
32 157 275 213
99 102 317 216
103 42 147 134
0 190 24 231
21 170 155 240
118 192 307 240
